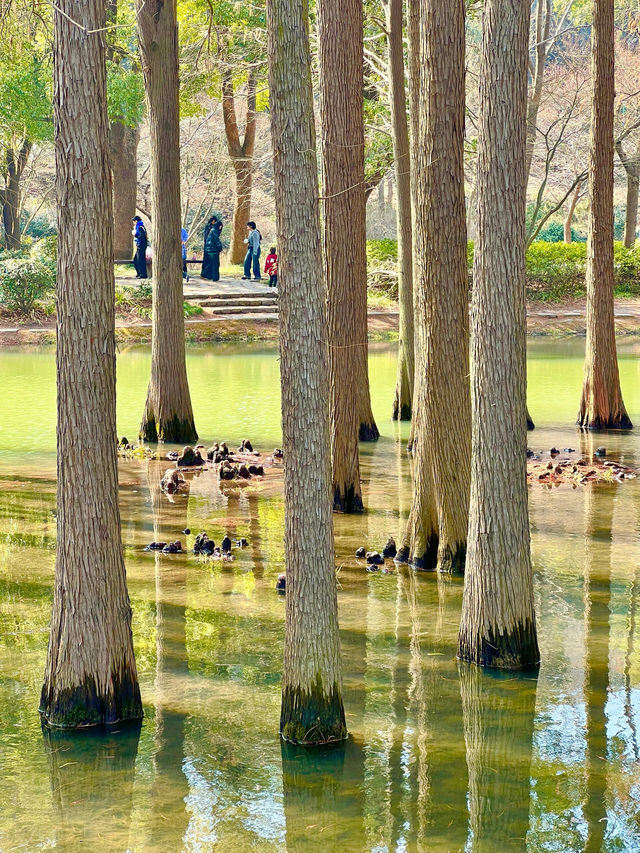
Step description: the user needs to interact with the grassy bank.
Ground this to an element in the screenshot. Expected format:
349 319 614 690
367 239 640 303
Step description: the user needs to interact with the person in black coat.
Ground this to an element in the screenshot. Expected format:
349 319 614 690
201 216 223 279
204 220 223 282
132 216 148 278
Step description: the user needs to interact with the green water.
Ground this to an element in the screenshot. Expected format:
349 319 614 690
1 339 639 852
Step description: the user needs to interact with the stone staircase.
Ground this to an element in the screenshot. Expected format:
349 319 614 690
185 287 279 319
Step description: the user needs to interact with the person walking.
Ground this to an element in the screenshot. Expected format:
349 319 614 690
265 246 278 288
132 215 148 278
242 220 262 280
201 215 222 279
181 226 189 282
204 219 223 282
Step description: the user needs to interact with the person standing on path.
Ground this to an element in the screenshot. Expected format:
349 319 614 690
132 215 148 278
181 226 189 282
242 221 262 280
204 220 223 282
201 215 223 279
265 246 278 287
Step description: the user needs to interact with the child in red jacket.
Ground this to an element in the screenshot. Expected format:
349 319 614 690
265 247 278 288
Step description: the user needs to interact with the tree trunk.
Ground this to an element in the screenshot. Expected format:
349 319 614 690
223 70 257 265
525 0 552 183
563 178 583 243
2 141 32 250
623 168 639 248
577 0 632 431
318 0 364 509
385 0 414 422
398 0 471 573
40 0 143 727
109 122 140 261
318 0 378 448
267 0 347 744
457 0 540 668
137 0 197 443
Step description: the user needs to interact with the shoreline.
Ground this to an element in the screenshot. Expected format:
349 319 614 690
2 298 640 347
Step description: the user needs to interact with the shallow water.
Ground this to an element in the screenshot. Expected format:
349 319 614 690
0 339 639 852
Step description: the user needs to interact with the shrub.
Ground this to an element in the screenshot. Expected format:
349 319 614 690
366 238 398 267
0 256 55 314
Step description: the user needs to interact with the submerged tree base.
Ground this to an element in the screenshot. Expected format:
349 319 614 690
333 484 364 513
457 618 540 670
359 420 380 442
395 535 439 571
39 668 143 729
437 541 466 575
577 413 633 431
139 413 198 444
280 679 348 745
527 414 535 430
392 401 412 421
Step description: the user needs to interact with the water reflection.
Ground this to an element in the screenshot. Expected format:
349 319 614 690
43 723 141 850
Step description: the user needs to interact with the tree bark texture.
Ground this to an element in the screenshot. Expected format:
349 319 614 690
578 0 632 430
2 141 31 249
616 140 639 248
40 0 143 728
563 178 583 243
385 0 414 422
399 0 471 573
222 70 257 265
318 0 379 449
267 0 347 745
109 122 140 261
137 0 197 443
457 0 540 669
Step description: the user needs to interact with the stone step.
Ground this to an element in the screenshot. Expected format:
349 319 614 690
185 289 278 302
208 304 279 316
198 297 278 308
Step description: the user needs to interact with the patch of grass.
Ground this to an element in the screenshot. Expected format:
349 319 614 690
184 302 203 317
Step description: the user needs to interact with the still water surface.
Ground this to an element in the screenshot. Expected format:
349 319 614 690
0 339 639 851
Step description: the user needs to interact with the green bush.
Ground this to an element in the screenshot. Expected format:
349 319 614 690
366 239 397 267
0 256 55 314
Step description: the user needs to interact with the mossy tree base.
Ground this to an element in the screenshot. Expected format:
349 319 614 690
577 413 633 431
332 485 364 513
39 668 143 729
139 413 198 444
359 421 380 442
280 680 347 745
457 618 540 670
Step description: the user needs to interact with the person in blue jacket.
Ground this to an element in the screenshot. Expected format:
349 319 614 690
132 216 148 278
181 227 189 282
242 221 261 280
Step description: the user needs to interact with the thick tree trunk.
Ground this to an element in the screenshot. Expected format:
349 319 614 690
109 122 140 261
2 141 31 250
222 70 257 265
318 0 365 509
267 0 347 744
385 0 414 422
398 0 471 573
40 0 143 727
457 0 540 669
137 0 197 443
318 0 378 448
578 0 632 431
564 179 583 243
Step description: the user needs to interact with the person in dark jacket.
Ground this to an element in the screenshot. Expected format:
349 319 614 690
201 215 222 279
204 220 223 282
132 216 148 278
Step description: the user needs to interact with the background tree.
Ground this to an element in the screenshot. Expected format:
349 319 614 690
577 0 632 430
382 0 414 422
398 0 470 573
458 0 540 669
137 0 197 443
40 0 143 727
267 0 347 744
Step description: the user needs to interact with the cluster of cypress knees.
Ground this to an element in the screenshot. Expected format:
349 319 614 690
146 532 249 557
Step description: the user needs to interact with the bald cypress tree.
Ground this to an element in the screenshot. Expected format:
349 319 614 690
267 0 347 744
